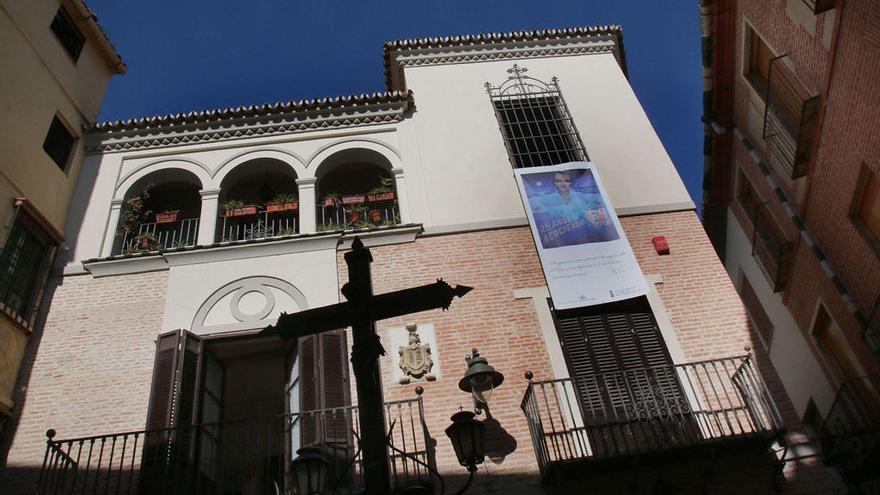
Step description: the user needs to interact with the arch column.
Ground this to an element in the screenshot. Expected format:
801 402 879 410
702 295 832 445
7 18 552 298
296 177 317 234
198 188 221 245
101 199 124 257
391 168 411 224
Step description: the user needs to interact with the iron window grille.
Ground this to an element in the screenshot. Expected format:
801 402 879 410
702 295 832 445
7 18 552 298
751 203 793 293
0 205 57 326
50 6 85 62
487 64 587 168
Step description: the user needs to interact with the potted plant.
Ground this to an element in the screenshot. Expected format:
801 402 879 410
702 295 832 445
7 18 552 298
369 209 383 223
221 199 259 217
341 194 366 205
318 223 342 232
265 193 298 213
118 185 153 241
155 209 181 224
135 232 158 251
366 177 396 203
322 193 340 208
347 204 366 223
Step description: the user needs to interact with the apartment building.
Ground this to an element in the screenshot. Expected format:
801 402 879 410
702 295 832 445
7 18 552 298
0 0 124 442
700 0 880 491
0 21 844 494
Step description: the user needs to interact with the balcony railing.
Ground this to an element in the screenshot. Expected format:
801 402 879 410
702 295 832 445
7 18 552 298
118 218 200 254
821 375 880 488
36 398 433 495
521 356 782 478
752 205 792 293
762 56 820 180
801 0 835 14
317 203 400 232
217 210 298 243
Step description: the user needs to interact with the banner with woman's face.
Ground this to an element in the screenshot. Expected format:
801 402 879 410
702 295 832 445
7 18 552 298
514 162 647 309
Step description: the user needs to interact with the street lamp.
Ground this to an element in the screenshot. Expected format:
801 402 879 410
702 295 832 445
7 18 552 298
290 447 328 495
445 409 486 472
458 348 504 413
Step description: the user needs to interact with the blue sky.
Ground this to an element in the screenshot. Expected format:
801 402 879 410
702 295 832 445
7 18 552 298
88 0 704 211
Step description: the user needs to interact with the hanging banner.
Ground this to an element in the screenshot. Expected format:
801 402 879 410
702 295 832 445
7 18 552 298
514 162 648 309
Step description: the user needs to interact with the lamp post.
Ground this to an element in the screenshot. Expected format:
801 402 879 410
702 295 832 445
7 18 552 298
445 410 485 495
290 447 328 495
457 348 504 414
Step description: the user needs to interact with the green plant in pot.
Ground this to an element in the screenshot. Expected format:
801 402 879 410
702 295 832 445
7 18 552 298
367 177 396 203
134 232 158 252
347 204 367 224
221 199 258 217
322 193 340 208
118 185 153 239
266 192 298 213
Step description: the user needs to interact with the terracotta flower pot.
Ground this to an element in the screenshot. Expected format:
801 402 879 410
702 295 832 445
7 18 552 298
341 195 366 205
154 212 180 224
367 191 395 203
323 197 337 207
224 205 258 217
348 210 363 223
265 201 297 213
369 209 383 223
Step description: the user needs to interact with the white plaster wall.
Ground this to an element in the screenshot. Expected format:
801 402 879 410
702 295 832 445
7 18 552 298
400 53 693 230
162 247 340 333
725 209 836 416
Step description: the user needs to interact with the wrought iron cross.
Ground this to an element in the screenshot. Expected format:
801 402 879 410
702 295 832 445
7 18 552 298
259 237 471 494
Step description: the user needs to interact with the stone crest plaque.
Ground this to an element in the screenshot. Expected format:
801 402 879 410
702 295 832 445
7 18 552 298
398 323 435 384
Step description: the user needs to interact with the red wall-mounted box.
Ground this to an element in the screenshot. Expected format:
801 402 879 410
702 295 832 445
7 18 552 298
652 236 670 255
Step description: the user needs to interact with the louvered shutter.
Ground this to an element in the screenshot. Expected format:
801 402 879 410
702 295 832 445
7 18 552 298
298 334 319 445
142 329 205 493
298 330 351 446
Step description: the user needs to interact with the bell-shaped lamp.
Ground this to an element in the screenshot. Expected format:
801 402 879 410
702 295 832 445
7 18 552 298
458 349 504 409
444 410 486 472
290 446 328 495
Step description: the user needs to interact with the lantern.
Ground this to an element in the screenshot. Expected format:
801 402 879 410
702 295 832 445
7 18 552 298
458 349 504 409
444 410 486 472
290 446 328 495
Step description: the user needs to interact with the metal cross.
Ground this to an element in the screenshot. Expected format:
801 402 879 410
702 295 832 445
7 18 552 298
260 237 472 493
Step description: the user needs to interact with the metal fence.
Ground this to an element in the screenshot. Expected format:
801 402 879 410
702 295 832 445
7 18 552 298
762 56 820 180
821 374 880 485
521 355 782 477
118 218 200 254
317 204 400 232
37 398 433 495
216 210 298 243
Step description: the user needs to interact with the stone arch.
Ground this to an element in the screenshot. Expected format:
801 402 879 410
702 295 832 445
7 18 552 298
213 148 307 186
192 276 309 335
115 158 211 200
307 138 402 180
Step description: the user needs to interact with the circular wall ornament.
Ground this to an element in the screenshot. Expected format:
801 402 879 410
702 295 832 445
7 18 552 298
230 285 275 322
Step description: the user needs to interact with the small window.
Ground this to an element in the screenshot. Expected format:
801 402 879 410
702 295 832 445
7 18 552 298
50 6 85 61
0 211 55 324
493 97 584 168
740 274 774 349
42 115 76 171
746 27 774 95
812 304 865 386
851 164 880 245
736 168 761 220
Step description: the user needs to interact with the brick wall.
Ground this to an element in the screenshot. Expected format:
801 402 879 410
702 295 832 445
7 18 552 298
0 270 168 492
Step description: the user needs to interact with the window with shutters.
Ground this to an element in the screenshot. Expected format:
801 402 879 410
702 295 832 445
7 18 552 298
0 204 58 326
487 64 588 168
739 273 774 349
43 115 77 171
549 296 697 451
850 164 880 255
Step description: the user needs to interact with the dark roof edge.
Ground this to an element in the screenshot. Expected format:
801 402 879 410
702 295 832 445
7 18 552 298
92 90 414 133
71 0 126 74
382 25 628 90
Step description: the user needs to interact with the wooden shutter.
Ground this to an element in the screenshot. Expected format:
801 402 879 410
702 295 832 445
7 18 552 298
298 330 351 446
142 329 205 492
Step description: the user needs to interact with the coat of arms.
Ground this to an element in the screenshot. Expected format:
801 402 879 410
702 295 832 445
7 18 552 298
398 324 435 384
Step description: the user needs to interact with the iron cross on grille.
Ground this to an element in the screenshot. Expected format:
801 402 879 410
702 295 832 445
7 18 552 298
259 236 472 494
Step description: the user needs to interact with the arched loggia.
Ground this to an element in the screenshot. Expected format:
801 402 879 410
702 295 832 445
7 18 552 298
216 158 299 242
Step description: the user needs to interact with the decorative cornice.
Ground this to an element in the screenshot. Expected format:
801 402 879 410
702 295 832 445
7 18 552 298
295 177 318 186
383 26 627 91
86 91 414 154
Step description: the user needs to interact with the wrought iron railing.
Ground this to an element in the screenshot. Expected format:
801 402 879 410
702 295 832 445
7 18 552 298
37 398 433 495
317 203 400 232
216 210 298 243
821 375 880 487
118 218 200 254
762 56 820 179
521 356 782 477
801 0 835 14
752 205 792 293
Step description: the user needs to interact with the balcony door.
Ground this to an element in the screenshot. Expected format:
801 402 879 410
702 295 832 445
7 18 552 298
550 296 699 455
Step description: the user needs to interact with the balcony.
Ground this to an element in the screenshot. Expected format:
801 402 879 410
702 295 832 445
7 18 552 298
521 356 782 479
762 56 820 180
821 375 880 490
36 398 433 495
318 201 401 232
751 204 793 293
801 0 835 14
217 208 298 243
118 217 200 254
